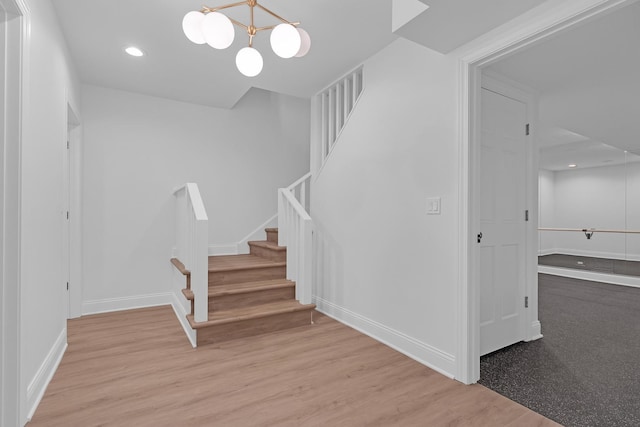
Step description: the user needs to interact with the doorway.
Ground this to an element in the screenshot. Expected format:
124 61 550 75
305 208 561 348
458 0 637 385
66 103 81 319
0 0 25 425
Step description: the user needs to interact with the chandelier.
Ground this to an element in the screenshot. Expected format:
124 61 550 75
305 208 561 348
182 0 311 77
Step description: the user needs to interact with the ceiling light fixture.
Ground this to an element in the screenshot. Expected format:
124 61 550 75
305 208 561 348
125 46 145 57
568 164 578 168
182 0 310 77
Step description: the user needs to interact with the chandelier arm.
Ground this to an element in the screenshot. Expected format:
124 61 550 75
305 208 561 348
254 3 294 24
228 17 248 30
202 1 248 13
254 22 300 32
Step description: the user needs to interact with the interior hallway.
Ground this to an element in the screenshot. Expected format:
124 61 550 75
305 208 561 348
29 307 558 426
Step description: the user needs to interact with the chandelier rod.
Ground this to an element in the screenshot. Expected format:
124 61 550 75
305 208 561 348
255 2 293 25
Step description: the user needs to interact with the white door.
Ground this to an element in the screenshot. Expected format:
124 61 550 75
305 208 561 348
479 87 527 356
63 132 70 317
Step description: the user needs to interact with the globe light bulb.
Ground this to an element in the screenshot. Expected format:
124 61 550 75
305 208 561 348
202 12 235 50
236 47 263 77
270 23 301 59
182 11 206 45
295 28 311 57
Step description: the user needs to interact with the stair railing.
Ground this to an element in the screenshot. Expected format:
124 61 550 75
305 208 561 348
278 173 313 304
174 183 209 322
313 66 364 173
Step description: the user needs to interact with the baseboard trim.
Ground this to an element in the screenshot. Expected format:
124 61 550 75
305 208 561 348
538 265 640 289
541 249 640 262
82 293 173 316
26 328 67 422
170 291 197 348
526 320 543 342
313 296 456 379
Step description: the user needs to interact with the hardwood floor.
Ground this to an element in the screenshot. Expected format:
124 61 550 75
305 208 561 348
29 306 559 426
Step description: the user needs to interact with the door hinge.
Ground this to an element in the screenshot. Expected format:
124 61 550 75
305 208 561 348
525 123 530 135
66 282 69 291
525 296 529 308
66 211 69 220
525 210 529 222
67 140 70 149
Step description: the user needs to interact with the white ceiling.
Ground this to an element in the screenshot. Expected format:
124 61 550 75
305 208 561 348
487 1 640 169
395 0 547 53
52 0 399 108
52 0 549 109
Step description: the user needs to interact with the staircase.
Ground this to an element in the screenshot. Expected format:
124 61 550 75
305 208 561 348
173 228 316 346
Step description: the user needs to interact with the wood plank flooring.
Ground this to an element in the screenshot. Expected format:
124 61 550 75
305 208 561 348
29 306 560 426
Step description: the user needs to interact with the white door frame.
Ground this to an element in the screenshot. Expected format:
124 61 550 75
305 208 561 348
0 0 27 425
66 101 82 319
456 0 639 384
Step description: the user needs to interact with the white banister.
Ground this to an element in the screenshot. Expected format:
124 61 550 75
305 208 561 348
279 173 313 304
174 183 209 322
315 66 364 171
286 172 311 213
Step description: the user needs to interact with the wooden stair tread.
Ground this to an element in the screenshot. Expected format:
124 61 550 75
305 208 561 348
247 240 286 251
265 228 278 232
187 300 315 329
181 288 194 300
210 279 294 296
171 258 189 275
208 254 285 272
181 279 295 301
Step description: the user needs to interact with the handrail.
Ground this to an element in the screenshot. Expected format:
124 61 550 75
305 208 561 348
287 172 311 191
280 188 312 221
539 227 640 234
286 172 311 213
174 183 209 322
278 175 313 305
539 227 640 240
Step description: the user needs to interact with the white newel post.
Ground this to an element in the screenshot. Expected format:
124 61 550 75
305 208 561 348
175 183 209 323
278 181 313 306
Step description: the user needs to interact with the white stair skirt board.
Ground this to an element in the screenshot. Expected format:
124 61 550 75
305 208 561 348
313 296 456 379
538 265 640 289
237 214 278 254
82 293 173 316
26 328 67 422
170 292 197 348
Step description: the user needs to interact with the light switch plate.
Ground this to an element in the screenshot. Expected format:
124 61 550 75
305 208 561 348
427 197 441 215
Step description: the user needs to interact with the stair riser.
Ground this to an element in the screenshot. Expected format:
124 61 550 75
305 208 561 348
266 229 278 244
249 245 286 262
209 266 286 286
210 287 295 311
196 310 313 346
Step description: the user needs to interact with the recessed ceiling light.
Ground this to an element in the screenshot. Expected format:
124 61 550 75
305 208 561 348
568 164 578 168
125 46 145 57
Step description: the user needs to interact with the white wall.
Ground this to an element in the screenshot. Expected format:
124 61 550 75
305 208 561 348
312 38 459 376
19 0 81 422
81 85 309 309
539 162 640 260
538 169 556 254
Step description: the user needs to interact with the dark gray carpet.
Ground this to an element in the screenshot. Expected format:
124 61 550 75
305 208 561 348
479 274 640 427
539 254 640 277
